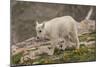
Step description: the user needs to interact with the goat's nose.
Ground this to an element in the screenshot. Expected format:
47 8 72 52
37 36 39 39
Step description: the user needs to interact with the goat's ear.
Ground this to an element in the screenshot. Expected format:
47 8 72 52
42 23 45 28
36 21 39 25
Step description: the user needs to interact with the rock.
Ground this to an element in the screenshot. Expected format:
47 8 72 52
12 48 27 55
11 45 18 54
77 19 96 35
80 41 95 48
20 55 29 63
85 41 95 48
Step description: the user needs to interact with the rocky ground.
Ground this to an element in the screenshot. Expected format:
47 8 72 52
11 31 96 66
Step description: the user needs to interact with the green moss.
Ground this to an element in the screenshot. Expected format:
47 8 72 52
11 53 23 64
79 35 88 42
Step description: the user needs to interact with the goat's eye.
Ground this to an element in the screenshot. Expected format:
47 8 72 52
39 30 42 32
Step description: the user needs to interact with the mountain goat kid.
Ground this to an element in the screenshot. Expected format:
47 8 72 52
35 16 80 55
